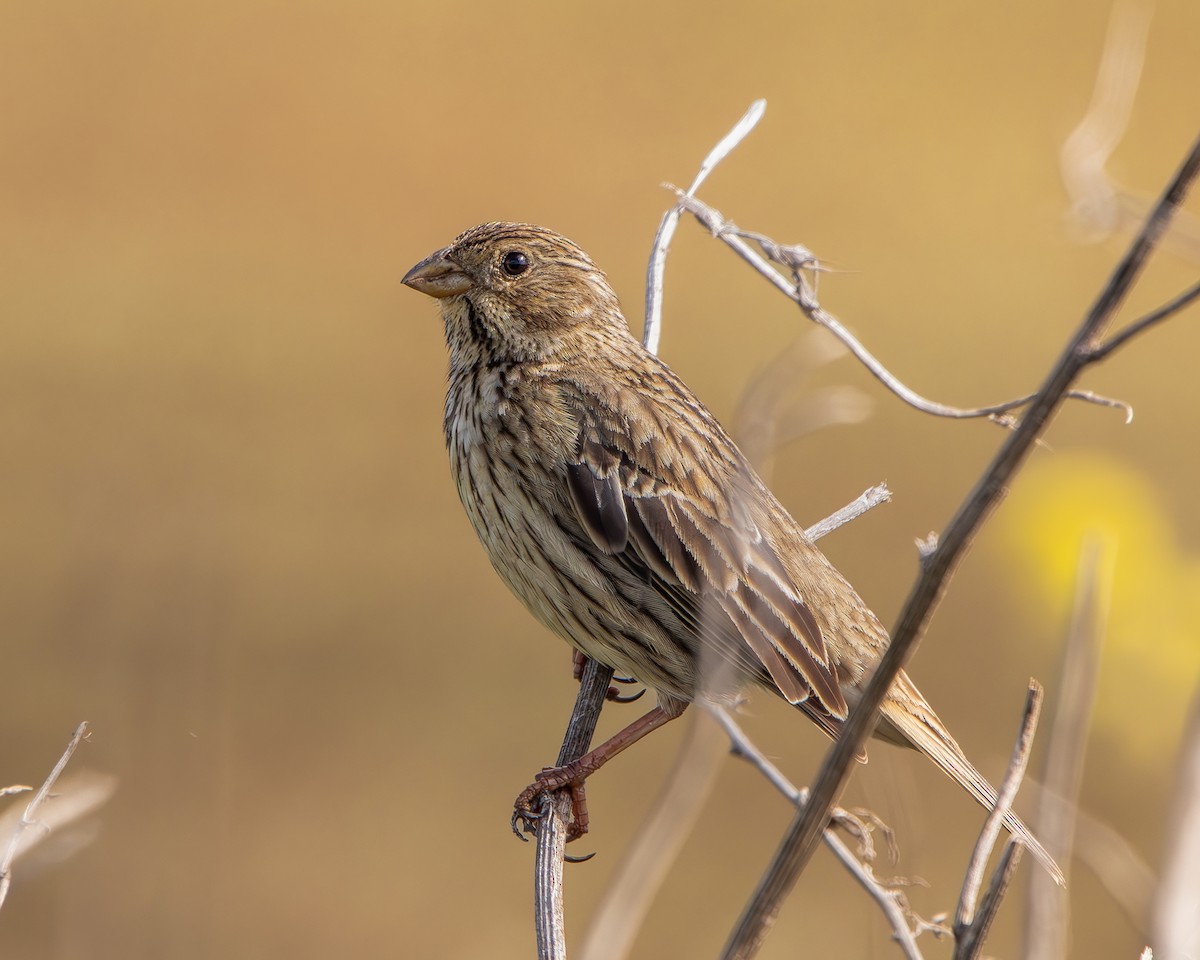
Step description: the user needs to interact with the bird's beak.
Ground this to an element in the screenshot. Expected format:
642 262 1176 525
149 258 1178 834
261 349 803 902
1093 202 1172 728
402 248 472 299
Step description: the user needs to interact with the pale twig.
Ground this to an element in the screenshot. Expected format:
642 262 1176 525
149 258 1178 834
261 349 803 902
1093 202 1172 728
674 190 1135 424
1061 2 1152 241
1061 1 1200 261
1025 537 1112 960
1152 689 1200 959
805 484 892 542
1027 791 1154 932
643 100 766 355
0 722 94 913
733 332 873 474
719 133 1200 960
952 682 1043 958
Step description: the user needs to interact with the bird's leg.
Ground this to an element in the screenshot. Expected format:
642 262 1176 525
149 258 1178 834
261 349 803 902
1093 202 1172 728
570 650 646 704
512 702 686 841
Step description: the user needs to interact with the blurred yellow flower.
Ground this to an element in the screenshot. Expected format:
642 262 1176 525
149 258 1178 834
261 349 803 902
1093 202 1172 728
997 452 1199 764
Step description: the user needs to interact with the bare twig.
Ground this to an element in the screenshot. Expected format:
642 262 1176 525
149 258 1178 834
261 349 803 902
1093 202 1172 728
533 657 614 960
1152 688 1200 959
1025 537 1112 960
710 704 945 960
719 133 1200 960
1060 2 1200 262
805 484 892 542
0 722 94 913
953 682 1044 955
1089 279 1200 362
955 841 1025 960
643 100 766 355
1061 2 1152 241
674 191 1135 425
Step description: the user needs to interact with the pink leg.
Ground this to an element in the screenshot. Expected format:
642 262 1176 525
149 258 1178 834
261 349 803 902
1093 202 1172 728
513 703 686 841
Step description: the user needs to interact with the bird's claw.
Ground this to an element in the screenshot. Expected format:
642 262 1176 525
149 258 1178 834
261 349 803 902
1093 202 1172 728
510 767 591 843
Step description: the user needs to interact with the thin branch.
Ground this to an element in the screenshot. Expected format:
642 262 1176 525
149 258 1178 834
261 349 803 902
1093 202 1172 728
1089 279 1200 362
674 190 1135 425
1024 537 1112 960
953 682 1044 947
719 132 1200 960
533 657 614 960
0 722 92 913
804 483 891 542
1152 687 1200 958
643 100 765 355
954 841 1024 960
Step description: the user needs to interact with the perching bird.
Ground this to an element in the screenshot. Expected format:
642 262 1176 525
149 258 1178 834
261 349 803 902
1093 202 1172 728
403 221 1061 882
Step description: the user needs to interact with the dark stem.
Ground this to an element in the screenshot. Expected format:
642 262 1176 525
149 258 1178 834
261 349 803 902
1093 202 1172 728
533 658 614 960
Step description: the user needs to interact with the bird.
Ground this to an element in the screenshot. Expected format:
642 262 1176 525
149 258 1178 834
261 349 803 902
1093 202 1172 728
402 221 1061 882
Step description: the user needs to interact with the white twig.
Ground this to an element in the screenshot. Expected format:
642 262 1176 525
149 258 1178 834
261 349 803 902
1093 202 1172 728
1153 689 1200 959
0 722 95 913
643 100 766 355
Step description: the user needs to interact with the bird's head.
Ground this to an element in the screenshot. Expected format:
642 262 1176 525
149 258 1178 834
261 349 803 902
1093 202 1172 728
403 222 627 364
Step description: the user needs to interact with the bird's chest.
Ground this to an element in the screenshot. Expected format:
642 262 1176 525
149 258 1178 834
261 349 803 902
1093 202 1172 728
443 366 577 577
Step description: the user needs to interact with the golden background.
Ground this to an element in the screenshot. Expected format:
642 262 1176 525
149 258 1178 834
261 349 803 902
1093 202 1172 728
3 2 1198 957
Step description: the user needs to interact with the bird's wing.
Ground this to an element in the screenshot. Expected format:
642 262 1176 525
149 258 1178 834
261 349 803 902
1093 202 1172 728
566 407 848 721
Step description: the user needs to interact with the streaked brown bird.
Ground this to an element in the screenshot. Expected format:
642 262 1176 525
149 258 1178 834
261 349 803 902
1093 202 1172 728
403 222 1060 882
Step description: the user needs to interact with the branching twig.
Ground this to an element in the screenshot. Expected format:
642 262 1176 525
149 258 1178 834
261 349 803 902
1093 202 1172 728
1089 279 1200 362
0 722 93 913
953 682 1043 958
643 100 765 355
719 133 1200 960
955 841 1024 960
674 190 1135 425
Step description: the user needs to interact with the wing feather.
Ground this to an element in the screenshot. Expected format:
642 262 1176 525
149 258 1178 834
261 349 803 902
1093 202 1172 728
563 398 847 722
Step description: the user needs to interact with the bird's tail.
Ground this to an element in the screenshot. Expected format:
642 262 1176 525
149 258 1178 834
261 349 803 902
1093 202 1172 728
876 677 1064 886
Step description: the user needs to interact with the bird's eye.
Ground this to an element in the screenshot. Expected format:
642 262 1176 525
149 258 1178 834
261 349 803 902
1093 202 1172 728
500 251 529 277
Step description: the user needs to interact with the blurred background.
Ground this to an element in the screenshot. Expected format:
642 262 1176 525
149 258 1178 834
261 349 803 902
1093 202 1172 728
3 1 1199 957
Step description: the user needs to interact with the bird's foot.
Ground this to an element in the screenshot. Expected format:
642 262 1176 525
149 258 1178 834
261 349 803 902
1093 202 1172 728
510 762 592 843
